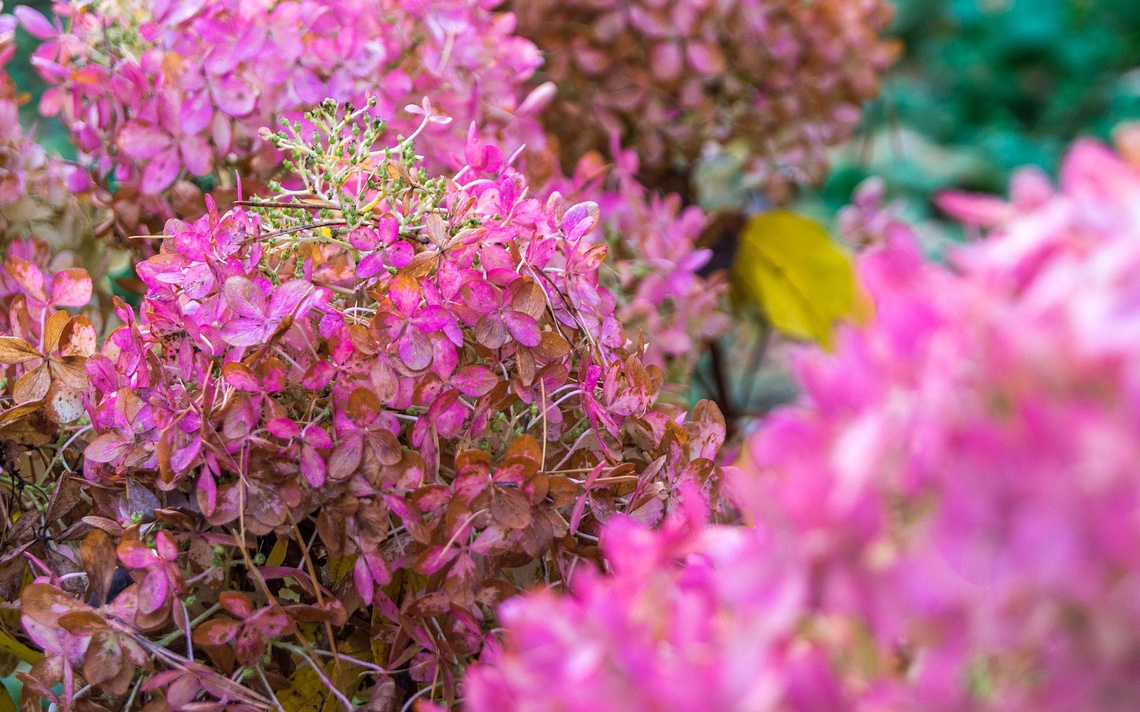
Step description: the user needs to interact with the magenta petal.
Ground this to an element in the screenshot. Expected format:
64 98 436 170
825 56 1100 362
140 145 182 194
560 202 599 241
356 252 387 279
180 90 213 134
267 280 313 320
354 556 375 606
183 263 216 300
413 305 449 332
267 417 301 439
376 216 399 244
300 445 327 488
172 436 203 472
292 66 325 104
350 226 379 251
387 241 415 268
304 427 333 450
504 311 541 347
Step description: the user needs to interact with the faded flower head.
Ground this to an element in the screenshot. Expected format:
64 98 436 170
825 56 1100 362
511 0 899 199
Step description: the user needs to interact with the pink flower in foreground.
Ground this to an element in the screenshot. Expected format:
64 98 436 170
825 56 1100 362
464 139 1140 711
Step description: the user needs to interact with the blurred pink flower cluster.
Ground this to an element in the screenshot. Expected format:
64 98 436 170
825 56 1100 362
511 0 899 199
19 0 545 223
464 139 1140 711
0 11 87 247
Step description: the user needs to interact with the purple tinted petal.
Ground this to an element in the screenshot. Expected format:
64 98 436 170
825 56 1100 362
267 280 313 321
267 417 300 439
180 90 213 134
221 318 269 347
139 569 170 614
15 6 56 39
398 329 433 371
300 445 327 487
210 73 257 117
223 276 267 319
179 133 213 176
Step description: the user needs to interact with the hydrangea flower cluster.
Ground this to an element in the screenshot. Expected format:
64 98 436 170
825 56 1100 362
7 103 727 709
462 139 1140 711
510 0 900 198
20 0 546 235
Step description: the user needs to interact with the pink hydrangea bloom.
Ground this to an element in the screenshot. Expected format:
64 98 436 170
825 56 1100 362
22 0 545 216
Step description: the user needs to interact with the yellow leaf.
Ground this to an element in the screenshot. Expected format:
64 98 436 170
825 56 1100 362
277 634 369 712
0 630 42 667
327 554 357 585
277 660 326 712
266 537 289 568
0 686 14 712
731 210 858 348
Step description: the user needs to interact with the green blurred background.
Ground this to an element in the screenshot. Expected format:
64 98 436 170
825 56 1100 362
797 0 1140 228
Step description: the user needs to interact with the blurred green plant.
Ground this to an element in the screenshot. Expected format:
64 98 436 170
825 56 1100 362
796 0 1140 233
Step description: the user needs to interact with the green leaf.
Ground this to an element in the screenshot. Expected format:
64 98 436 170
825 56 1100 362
731 209 858 348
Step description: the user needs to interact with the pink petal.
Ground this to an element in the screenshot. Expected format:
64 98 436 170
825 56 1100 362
15 6 56 39
140 146 182 194
267 280 314 321
223 276 267 319
117 121 172 161
300 445 327 488
267 417 300 439
85 433 132 464
356 252 388 279
180 91 213 134
210 73 257 117
50 269 93 307
179 133 213 176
